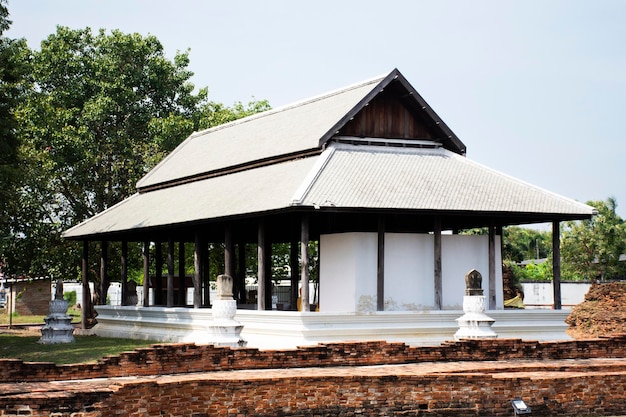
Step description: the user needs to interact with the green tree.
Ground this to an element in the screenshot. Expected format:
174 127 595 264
501 226 551 263
0 0 30 272
19 27 215 222
461 226 551 263
561 198 626 281
507 259 553 282
10 26 269 305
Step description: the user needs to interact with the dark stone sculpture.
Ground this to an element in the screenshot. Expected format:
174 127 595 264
126 281 138 306
54 278 64 300
465 269 483 296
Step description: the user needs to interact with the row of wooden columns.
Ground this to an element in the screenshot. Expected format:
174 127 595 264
142 238 197 308
81 216 312 329
80 216 564 329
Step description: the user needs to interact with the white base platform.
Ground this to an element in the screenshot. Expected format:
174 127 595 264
90 306 572 350
454 295 497 340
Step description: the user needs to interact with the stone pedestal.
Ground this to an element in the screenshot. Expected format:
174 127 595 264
454 269 497 340
454 295 497 340
207 275 247 347
39 299 75 344
208 299 246 347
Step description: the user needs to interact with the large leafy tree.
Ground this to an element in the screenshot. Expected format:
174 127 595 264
7 26 269 304
20 27 215 222
561 198 626 281
0 0 30 274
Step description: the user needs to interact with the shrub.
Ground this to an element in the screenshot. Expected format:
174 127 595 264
64 290 77 307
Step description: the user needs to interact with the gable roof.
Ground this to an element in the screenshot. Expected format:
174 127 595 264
63 69 595 240
136 69 466 192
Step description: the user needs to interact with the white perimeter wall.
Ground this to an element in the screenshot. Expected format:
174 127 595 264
522 281 591 309
320 232 502 313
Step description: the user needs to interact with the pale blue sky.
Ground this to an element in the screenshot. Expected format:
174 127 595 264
6 1 626 220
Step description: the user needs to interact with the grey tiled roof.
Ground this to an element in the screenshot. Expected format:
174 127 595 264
64 142 594 238
64 157 320 237
296 144 594 215
136 76 384 190
63 69 595 239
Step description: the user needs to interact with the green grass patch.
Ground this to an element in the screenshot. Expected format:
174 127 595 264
0 307 82 325
0 314 47 325
0 333 156 365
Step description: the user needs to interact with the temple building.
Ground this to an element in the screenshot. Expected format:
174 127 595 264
64 69 595 348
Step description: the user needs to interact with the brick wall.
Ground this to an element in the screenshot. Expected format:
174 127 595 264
10 279 50 316
2 336 626 383
104 372 626 417
2 363 625 416
1 337 626 416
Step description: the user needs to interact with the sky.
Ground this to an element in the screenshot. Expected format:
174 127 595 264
6 0 626 220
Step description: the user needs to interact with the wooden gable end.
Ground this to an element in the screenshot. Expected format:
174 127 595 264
323 70 466 155
337 88 437 141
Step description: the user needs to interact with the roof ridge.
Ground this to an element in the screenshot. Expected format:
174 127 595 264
290 146 337 206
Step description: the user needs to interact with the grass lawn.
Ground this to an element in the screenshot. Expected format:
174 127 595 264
0 330 157 364
0 310 156 364
0 306 81 326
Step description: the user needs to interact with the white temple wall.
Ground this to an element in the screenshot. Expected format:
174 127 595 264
354 234 379 311
384 233 434 310
320 232 377 312
320 232 503 313
440 235 503 309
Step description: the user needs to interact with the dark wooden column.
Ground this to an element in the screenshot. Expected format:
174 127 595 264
81 241 89 329
488 224 497 310
301 214 310 312
167 237 174 307
120 241 128 306
99 240 108 306
433 217 442 310
257 221 266 311
193 233 203 309
155 242 163 305
142 241 150 307
264 243 273 308
552 221 562 310
377 216 385 311
202 243 210 307
178 241 186 306
237 242 246 303
315 240 321 309
290 239 299 310
225 225 235 278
